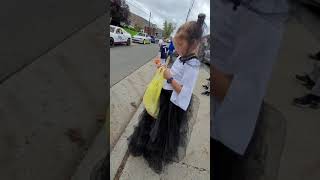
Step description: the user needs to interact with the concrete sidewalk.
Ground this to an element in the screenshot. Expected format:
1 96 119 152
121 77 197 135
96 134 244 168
265 19 320 180
111 64 210 180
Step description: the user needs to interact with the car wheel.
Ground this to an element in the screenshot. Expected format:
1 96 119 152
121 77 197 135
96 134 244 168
110 38 114 46
127 39 131 46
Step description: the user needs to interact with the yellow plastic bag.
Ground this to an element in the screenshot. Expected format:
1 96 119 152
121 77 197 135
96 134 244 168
143 67 165 119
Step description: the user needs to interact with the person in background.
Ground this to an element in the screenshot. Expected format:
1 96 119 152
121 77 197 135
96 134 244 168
157 38 167 64
293 53 320 108
158 38 164 47
168 37 175 62
294 79 320 108
201 78 210 96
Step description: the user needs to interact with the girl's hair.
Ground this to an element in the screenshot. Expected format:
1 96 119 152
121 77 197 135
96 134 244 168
175 14 206 44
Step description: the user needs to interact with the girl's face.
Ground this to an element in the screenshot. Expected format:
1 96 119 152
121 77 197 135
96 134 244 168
173 36 199 56
173 37 189 56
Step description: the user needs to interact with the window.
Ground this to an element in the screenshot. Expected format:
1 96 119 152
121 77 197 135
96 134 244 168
110 26 115 33
116 29 121 34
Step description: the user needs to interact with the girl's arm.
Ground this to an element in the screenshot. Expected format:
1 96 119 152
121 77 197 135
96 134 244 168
170 79 182 93
163 67 182 93
211 65 233 102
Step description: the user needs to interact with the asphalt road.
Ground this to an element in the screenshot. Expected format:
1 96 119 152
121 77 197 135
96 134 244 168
110 43 159 86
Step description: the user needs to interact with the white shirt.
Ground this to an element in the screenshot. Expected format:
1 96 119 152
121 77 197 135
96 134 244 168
163 56 200 111
158 39 164 47
211 0 288 155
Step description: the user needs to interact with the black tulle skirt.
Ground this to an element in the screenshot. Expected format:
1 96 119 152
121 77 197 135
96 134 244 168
128 88 190 173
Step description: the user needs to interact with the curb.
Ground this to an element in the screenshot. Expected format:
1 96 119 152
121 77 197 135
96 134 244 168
110 59 156 150
110 101 145 180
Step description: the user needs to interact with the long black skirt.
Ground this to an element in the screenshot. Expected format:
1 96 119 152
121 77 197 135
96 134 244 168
128 89 190 173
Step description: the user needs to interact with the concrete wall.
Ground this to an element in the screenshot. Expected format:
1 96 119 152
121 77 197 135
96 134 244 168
0 0 106 82
0 15 107 180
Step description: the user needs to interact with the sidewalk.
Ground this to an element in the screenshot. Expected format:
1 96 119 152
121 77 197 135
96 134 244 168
111 64 210 180
265 19 320 180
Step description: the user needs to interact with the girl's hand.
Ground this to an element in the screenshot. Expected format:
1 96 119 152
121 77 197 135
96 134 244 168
154 58 161 68
163 68 172 80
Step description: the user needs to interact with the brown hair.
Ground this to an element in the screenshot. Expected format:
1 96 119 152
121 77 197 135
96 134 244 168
175 13 206 45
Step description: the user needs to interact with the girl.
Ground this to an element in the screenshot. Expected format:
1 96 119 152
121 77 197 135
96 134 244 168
128 14 206 173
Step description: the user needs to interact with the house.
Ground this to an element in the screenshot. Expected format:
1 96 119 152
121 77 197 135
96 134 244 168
129 12 163 38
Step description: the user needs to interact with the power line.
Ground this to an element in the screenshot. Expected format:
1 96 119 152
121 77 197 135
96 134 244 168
185 0 195 22
127 2 149 15
126 0 150 15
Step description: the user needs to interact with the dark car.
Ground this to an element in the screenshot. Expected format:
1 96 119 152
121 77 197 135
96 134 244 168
150 36 156 43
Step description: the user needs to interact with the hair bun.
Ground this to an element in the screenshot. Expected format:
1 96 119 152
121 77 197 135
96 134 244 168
197 13 206 26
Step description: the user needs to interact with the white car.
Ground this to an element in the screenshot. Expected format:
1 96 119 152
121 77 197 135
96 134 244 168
110 25 132 46
132 32 151 44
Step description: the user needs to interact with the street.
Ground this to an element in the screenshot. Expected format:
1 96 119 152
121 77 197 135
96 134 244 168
110 43 159 86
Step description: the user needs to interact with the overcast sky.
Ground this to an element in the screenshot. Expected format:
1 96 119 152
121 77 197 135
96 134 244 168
126 0 210 36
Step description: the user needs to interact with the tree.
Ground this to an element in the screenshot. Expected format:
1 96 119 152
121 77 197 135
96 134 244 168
110 0 130 27
163 20 176 39
134 24 142 32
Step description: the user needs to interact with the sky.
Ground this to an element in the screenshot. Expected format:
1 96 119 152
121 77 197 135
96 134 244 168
126 0 210 36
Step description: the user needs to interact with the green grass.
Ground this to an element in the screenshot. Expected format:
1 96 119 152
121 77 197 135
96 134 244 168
123 27 138 37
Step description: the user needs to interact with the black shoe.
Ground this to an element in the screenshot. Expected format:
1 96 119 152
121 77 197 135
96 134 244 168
201 91 210 96
295 74 315 89
293 94 320 108
202 84 209 90
304 83 315 90
309 53 320 61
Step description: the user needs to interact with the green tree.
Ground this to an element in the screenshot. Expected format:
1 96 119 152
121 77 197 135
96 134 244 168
163 20 175 39
134 24 142 32
110 0 130 26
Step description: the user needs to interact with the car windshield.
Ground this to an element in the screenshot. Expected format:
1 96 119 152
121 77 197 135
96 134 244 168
137 33 145 36
121 29 126 33
110 26 115 33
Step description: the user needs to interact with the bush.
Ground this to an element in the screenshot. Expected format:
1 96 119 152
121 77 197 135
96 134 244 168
123 27 138 37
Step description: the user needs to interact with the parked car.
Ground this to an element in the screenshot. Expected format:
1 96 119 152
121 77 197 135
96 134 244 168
110 25 131 46
150 36 156 43
204 49 210 65
132 32 151 44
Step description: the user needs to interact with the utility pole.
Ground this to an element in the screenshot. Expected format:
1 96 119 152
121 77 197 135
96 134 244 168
186 0 195 22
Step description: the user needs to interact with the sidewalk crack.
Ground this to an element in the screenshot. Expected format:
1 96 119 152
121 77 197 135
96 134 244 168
179 162 209 173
